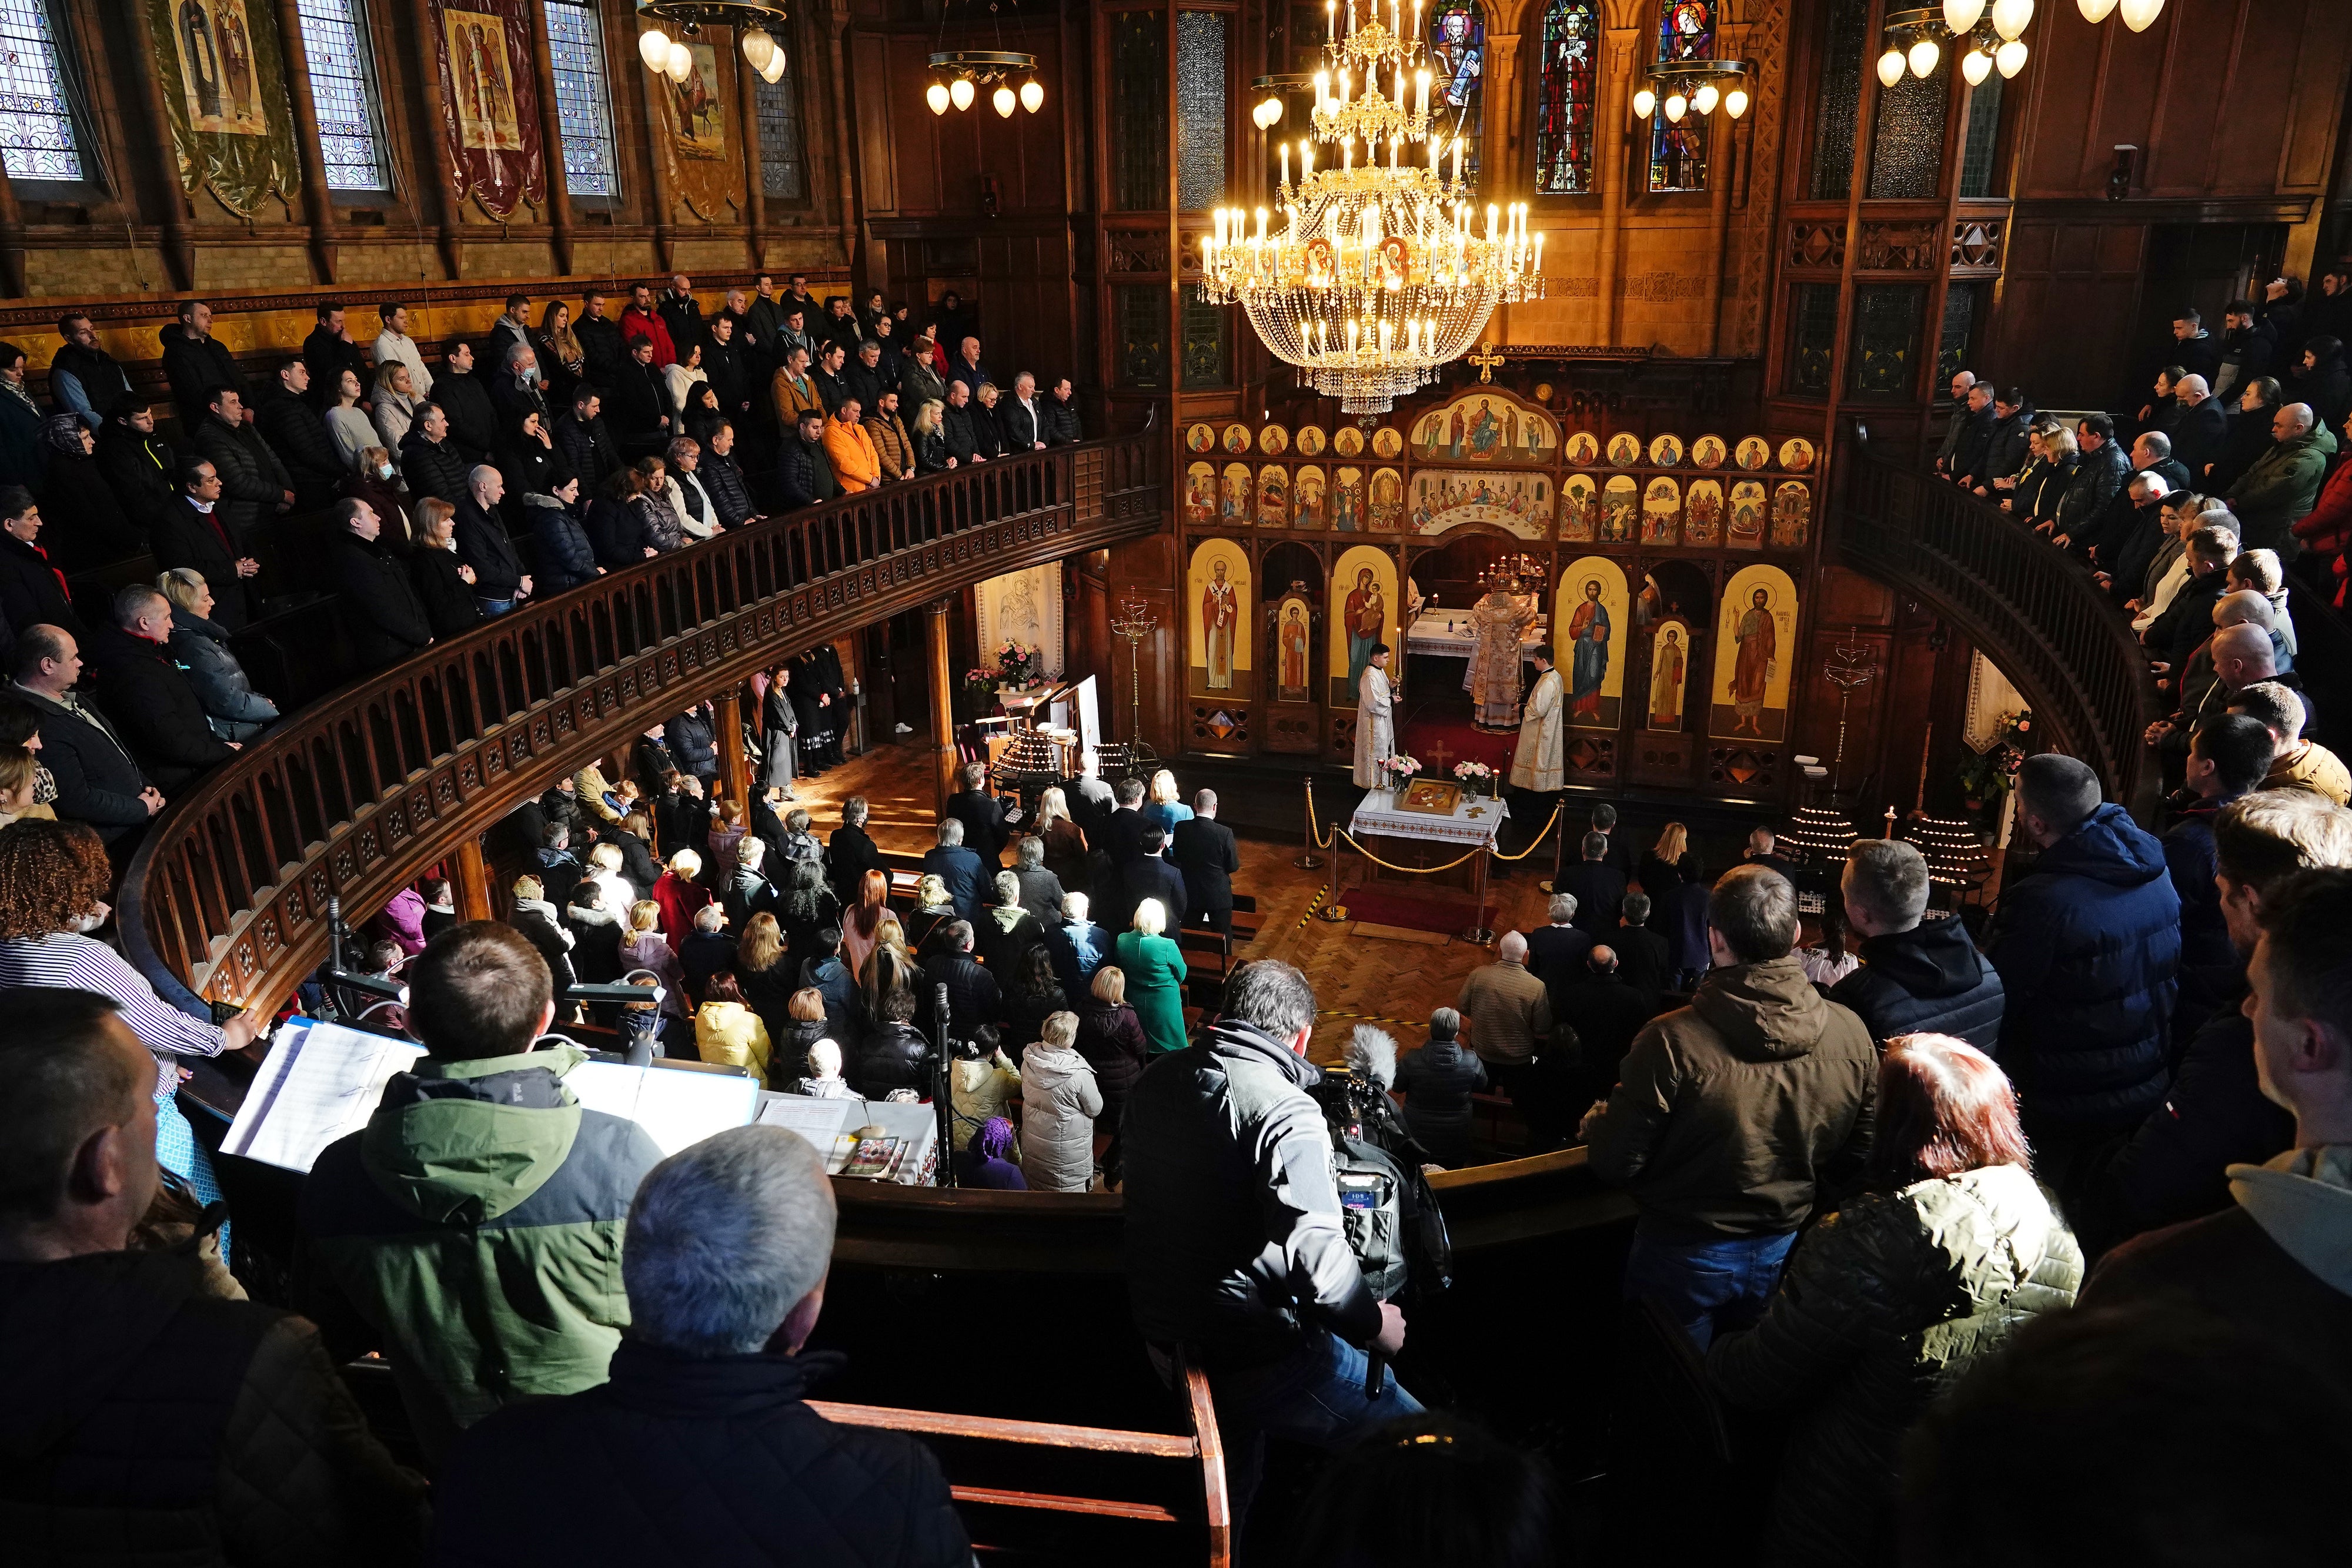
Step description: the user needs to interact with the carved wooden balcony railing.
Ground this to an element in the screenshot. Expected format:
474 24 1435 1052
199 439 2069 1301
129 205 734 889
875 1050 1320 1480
121 433 1165 1016
1831 432 2158 811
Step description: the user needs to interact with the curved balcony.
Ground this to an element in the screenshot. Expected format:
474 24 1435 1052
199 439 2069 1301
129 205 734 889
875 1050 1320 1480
121 434 1165 1018
1831 433 2161 813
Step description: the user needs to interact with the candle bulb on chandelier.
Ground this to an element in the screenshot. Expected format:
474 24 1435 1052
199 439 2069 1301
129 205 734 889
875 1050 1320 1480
1326 0 1335 45
1416 68 1430 118
1452 136 1464 182
1280 142 1291 186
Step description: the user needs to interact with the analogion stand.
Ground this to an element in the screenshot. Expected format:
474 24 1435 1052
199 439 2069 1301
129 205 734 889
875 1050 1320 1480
1345 788 1511 944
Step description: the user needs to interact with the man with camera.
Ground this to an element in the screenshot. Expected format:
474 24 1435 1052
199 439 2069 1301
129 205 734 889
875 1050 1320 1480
1122 959 1419 1537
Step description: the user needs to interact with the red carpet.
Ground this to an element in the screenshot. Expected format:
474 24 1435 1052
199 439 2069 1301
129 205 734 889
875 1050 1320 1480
1338 888 1482 935
1398 699 1518 783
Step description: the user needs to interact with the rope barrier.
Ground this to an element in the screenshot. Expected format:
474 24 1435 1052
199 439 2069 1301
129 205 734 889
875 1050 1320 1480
1489 801 1564 861
1302 778 1335 850
1335 830 1487 874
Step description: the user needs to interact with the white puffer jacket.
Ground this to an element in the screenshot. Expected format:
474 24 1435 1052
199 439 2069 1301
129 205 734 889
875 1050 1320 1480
1017 1043 1103 1193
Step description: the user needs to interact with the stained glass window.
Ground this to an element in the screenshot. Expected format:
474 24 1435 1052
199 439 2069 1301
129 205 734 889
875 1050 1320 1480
1115 284 1168 386
1868 56 1946 200
1808 0 1866 200
544 0 618 198
1111 12 1169 212
1957 74 2002 199
0 0 83 183
1427 0 1482 184
1849 285 1923 396
1175 12 1227 211
1648 0 1712 193
1534 0 1596 195
1789 282 1838 396
1182 295 1230 386
1938 281 1983 385
755 71 805 200
296 0 388 191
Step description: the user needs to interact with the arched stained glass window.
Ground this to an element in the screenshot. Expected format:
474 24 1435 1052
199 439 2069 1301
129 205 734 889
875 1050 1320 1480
1534 0 1597 194
1649 0 1712 193
1427 0 1483 183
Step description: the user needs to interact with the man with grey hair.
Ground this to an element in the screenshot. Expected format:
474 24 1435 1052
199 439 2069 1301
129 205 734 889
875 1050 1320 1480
432 1127 970 1563
1828 838 2004 1049
1559 830 1628 937
1172 787 1240 942
1047 889 1114 997
924 814 985 921
453 463 530 615
828 793 887 906
491 339 550 429
89 583 238 788
1393 1006 1485 1166
1125 958 1418 1535
1613 889 1672 1009
2227 401 2334 551
1010 833 1067 926
1582 864 1876 1346
1526 890 1593 988
1989 753 2180 1186
1456 930 1554 1095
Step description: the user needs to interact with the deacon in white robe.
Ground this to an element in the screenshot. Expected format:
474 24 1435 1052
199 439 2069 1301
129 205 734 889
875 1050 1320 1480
1510 648 1563 793
1351 646 1396 787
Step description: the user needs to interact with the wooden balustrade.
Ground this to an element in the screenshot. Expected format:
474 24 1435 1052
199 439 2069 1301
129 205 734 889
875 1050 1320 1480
1831 432 2159 813
121 433 1165 1015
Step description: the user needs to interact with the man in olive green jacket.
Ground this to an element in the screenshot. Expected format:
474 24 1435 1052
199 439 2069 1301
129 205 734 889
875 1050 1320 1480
2225 401 2338 552
299 922 663 1461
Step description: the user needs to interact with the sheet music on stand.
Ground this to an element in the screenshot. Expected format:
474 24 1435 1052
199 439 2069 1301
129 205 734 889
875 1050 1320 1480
224 1021 762 1171
754 1092 938 1183
223 1019 425 1174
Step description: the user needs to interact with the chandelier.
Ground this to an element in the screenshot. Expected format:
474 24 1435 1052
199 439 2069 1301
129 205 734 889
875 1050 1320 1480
1199 0 1544 414
1631 58 1752 123
1874 0 2068 88
926 1 1045 117
633 2 790 84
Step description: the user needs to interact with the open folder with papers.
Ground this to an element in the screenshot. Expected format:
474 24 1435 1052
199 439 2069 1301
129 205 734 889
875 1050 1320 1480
223 1021 761 1172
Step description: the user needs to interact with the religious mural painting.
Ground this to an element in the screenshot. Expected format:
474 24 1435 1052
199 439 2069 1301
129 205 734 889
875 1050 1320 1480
1734 435 1770 470
173 0 270 135
1556 556 1629 730
1772 481 1812 547
429 0 546 219
1184 460 1215 526
1778 437 1816 473
1257 464 1289 527
1296 424 1328 457
1220 462 1253 523
151 0 299 217
1646 617 1692 733
1564 430 1600 466
1641 476 1681 545
1294 464 1327 529
1332 466 1366 532
1408 469 1553 539
1369 467 1405 531
1334 425 1365 458
1409 388 1558 466
1685 477 1723 547
1259 423 1289 455
1222 423 1254 454
1728 479 1766 549
1188 538 1253 700
1275 593 1315 703
1648 433 1684 467
1186 423 1217 453
670 42 727 159
1329 545 1399 708
1606 432 1642 467
1600 474 1639 541
1561 472 1597 541
1709 564 1798 744
1372 427 1404 459
1690 433 1727 469
974 564 1065 678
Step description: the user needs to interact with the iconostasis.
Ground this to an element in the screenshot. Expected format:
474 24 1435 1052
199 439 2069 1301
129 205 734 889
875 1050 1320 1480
1176 384 1822 801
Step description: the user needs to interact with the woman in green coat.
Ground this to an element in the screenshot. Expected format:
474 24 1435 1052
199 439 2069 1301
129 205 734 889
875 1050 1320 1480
1114 897 1190 1054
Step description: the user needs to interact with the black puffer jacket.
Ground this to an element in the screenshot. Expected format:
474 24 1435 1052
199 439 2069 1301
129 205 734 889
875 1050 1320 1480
1391 1036 1488 1168
1075 999 1149 1131
1826 914 2005 1052
552 409 623 489
38 449 145 571
663 706 719 779
1708 1164 2082 1567
584 495 649 567
399 428 473 505
701 448 759 526
95 419 178 532
2053 437 2129 541
88 623 236 789
252 381 342 491
0 1248 427 1566
430 1340 970 1568
527 495 597 593
192 416 290 547
859 1021 935 1098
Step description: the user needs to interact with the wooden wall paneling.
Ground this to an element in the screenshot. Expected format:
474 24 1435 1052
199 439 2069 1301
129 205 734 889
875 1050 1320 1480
529 0 578 274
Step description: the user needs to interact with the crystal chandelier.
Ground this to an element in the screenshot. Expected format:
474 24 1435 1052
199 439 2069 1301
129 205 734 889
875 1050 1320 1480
1199 0 1544 414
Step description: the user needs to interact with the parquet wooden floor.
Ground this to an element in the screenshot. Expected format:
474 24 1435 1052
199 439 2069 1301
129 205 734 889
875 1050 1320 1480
791 741 1561 1064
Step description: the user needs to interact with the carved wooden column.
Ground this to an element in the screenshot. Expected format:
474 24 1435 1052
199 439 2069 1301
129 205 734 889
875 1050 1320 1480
636 53 679 272
713 686 751 808
526 0 576 276
823 0 858 268
736 32 768 271
927 598 958 815
0 162 26 299
1596 28 1639 344
125 2 197 290
273 0 340 282
1703 22 1748 356
1819 0 1891 462
406 0 467 279
451 835 494 922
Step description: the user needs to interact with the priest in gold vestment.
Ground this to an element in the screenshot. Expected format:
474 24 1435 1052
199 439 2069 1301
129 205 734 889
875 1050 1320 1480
1509 647 1563 793
1464 582 1538 730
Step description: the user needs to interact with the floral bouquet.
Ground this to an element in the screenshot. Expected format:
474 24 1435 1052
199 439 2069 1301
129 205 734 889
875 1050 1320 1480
961 666 1002 711
1383 753 1422 789
1453 759 1497 796
995 639 1042 687
1956 708 2033 813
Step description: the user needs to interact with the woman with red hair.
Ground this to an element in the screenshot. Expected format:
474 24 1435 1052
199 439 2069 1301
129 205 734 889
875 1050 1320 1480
1704 1034 2084 1567
838 866 889 980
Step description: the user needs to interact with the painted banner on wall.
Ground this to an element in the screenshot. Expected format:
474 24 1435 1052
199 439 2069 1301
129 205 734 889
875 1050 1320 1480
152 0 301 218
430 0 547 219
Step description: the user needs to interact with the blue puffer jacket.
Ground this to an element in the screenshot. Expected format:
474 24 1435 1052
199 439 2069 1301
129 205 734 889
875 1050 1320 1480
525 494 598 593
1826 913 2004 1053
1987 803 2181 1134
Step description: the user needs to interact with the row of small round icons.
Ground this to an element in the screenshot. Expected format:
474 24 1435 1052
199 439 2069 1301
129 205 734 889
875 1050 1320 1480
1187 421 1816 473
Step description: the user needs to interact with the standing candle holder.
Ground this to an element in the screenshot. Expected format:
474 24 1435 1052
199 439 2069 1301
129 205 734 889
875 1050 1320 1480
1109 593 1160 767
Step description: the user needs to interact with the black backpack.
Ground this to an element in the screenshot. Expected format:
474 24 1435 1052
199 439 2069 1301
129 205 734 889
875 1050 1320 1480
1314 1068 1454 1305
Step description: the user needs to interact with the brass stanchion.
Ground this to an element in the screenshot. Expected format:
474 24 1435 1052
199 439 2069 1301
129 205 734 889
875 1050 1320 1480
1296 777 1327 870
